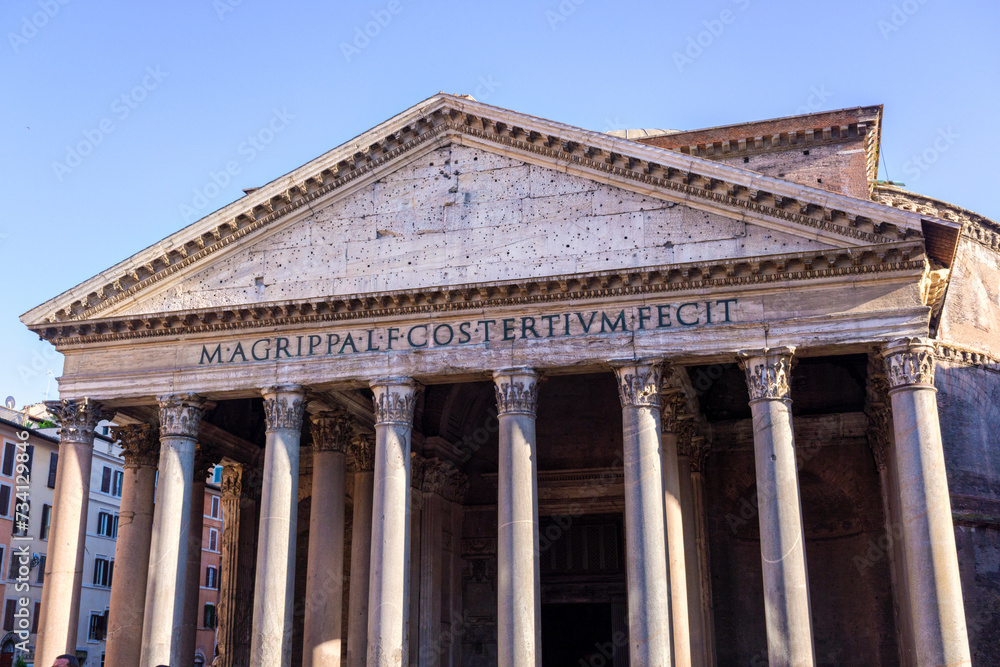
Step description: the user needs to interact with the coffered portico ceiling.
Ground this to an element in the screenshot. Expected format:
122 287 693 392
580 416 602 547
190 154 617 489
23 93 961 344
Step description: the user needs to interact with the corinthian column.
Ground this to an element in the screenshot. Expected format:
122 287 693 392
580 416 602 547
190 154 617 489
251 385 307 667
367 378 420 667
106 424 159 667
180 446 215 665
36 398 110 667
304 410 352 667
141 394 207 667
739 348 815 667
610 360 673 666
660 386 691 667
493 368 542 667
216 462 261 667
347 435 375 666
882 338 971 664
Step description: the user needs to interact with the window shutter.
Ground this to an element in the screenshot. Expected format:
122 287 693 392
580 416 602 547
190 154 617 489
101 467 111 494
25 445 33 474
31 601 39 634
0 485 10 517
3 599 15 631
47 453 58 488
2 443 14 476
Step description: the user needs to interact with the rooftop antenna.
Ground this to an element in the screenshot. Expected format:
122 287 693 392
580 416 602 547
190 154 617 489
4 396 14 410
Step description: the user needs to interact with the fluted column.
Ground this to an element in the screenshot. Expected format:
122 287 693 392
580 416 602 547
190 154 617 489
304 410 352 667
493 367 542 667
36 398 110 667
180 447 214 665
660 386 692 667
882 338 971 664
106 424 159 667
251 385 307 667
141 394 207 667
739 348 815 667
611 360 673 666
367 378 420 666
347 435 375 667
216 461 261 667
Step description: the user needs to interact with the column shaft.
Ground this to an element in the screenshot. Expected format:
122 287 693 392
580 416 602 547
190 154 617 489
250 385 306 667
216 462 261 667
347 436 375 667
141 394 206 667
180 472 208 665
883 338 971 664
740 348 815 667
105 424 158 667
612 361 673 666
36 399 108 667
494 368 542 667
689 452 716 667
660 388 692 666
304 411 351 667
367 378 419 667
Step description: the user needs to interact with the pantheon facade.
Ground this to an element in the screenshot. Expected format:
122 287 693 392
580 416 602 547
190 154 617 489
22 95 999 666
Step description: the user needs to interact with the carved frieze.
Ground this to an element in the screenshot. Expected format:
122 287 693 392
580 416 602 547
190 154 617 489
262 386 306 432
493 368 539 416
864 352 892 470
45 398 111 445
660 389 688 434
221 463 243 499
371 378 419 426
157 394 206 439
611 362 662 409
883 338 936 389
739 348 794 402
310 409 352 454
111 423 160 469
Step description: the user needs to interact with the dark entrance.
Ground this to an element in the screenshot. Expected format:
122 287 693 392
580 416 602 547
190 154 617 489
539 513 629 666
542 602 613 665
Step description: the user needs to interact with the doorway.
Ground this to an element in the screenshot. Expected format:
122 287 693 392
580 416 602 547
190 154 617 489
542 602 614 666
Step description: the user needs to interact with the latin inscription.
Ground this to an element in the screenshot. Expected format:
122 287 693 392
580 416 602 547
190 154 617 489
198 299 738 365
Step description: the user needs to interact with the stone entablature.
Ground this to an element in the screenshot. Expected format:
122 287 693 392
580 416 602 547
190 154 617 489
875 183 1000 255
24 95 952 329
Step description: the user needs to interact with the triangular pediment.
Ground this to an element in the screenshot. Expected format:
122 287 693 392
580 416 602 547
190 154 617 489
24 93 949 335
105 143 842 316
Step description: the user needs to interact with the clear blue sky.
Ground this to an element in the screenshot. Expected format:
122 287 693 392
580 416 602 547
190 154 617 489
2 0 997 407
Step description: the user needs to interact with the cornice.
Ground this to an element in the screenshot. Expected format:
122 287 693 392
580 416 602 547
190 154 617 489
26 96 943 330
874 184 1000 255
36 241 925 347
935 343 1000 374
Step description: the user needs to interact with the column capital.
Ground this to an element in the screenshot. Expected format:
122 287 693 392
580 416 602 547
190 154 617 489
882 337 937 391
157 394 208 439
111 423 160 469
221 462 243 500
738 346 795 402
370 377 420 426
262 385 307 432
350 434 376 471
660 390 688 434
609 360 662 409
492 367 539 416
309 409 352 454
45 398 112 444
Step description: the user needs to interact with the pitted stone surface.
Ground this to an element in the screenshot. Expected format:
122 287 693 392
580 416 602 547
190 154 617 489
120 144 835 315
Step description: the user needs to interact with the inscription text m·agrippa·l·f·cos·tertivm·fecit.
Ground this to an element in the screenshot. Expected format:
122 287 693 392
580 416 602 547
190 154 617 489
197 299 739 365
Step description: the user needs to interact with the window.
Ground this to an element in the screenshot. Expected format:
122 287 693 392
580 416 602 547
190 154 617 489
212 465 222 484
12 499 29 537
47 452 58 488
36 555 45 584
41 504 52 540
112 470 123 497
7 553 18 580
1 443 14 477
96 511 118 538
100 466 111 493
88 611 107 641
208 528 218 552
0 547 4 580
205 566 217 589
210 495 220 519
202 603 216 629
3 599 14 632
0 485 9 517
93 557 113 588
31 601 40 634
